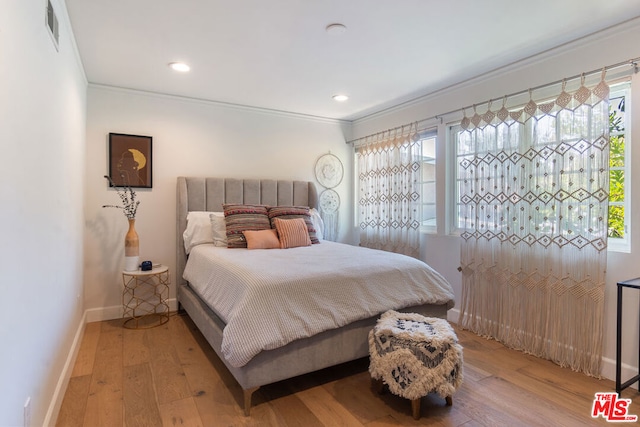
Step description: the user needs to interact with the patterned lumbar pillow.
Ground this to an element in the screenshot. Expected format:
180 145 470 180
223 204 271 248
267 206 319 244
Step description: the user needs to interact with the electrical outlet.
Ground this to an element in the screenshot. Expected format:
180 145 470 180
23 397 31 427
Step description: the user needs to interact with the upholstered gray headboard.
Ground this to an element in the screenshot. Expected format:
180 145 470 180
176 177 318 286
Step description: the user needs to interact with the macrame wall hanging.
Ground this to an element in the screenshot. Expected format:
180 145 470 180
314 152 343 241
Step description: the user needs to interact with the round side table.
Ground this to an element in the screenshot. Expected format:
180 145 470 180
122 265 170 329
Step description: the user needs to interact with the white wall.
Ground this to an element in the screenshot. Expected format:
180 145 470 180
83 86 354 317
351 18 640 383
0 1 87 426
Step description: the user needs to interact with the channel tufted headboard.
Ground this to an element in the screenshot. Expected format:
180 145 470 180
176 177 318 286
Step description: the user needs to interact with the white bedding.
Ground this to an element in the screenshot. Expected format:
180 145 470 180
183 241 455 367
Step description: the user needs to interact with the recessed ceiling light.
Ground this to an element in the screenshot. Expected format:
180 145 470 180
325 23 347 35
332 94 349 102
169 62 190 72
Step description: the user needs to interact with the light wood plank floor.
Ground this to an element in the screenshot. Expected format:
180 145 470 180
56 313 640 426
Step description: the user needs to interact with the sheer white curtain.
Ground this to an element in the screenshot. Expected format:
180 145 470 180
356 124 421 258
457 74 610 376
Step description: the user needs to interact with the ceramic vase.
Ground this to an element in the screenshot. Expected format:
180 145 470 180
124 218 140 271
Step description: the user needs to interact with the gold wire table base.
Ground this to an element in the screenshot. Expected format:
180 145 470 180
122 265 170 329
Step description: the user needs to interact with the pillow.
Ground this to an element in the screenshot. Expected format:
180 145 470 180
243 229 280 249
274 217 312 249
223 204 271 248
267 206 319 244
309 208 324 241
183 211 216 254
209 212 228 247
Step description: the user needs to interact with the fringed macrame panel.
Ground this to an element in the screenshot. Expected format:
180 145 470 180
355 123 421 258
457 74 609 377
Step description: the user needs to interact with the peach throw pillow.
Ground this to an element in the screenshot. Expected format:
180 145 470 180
242 229 280 249
274 217 312 249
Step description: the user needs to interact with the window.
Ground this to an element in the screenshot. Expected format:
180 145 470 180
450 81 632 251
354 125 424 257
354 130 437 235
419 133 437 232
608 82 630 251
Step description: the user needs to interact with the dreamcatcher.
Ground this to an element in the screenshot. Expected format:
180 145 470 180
314 152 343 241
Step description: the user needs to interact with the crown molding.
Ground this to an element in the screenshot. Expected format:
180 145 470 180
88 83 350 125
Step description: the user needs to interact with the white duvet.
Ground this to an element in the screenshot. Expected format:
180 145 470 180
183 241 455 367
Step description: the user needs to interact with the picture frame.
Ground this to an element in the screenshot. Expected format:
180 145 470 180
108 133 153 188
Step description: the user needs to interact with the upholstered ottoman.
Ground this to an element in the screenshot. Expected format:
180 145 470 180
368 310 463 420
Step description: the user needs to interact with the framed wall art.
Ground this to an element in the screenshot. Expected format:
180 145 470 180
108 133 153 188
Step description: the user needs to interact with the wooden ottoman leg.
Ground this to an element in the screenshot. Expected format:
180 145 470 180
371 378 386 394
445 395 453 406
411 398 421 420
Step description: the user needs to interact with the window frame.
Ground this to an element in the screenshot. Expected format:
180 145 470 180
448 123 464 236
608 81 631 253
417 129 438 234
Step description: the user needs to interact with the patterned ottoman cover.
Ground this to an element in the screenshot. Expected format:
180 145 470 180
368 310 463 401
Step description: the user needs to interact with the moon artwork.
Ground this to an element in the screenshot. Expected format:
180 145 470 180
108 133 153 188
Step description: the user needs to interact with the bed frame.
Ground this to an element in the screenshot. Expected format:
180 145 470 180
176 176 450 415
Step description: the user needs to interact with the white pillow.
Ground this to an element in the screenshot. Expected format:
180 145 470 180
309 208 324 241
183 211 217 253
209 212 228 247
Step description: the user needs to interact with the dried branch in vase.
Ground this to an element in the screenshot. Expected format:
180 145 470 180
102 175 140 219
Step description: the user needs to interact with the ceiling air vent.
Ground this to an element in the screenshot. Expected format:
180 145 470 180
46 0 59 50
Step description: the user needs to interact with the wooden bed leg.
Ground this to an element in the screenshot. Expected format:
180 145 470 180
243 386 260 416
177 301 185 314
411 398 421 420
445 395 453 406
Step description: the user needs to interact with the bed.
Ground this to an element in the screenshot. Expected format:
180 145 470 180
176 176 455 415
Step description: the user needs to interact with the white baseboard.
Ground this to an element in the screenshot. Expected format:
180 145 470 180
85 298 178 323
601 357 639 391
447 307 460 324
85 304 121 323
43 310 87 427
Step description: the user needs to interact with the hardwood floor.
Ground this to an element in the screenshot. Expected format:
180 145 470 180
56 313 640 426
